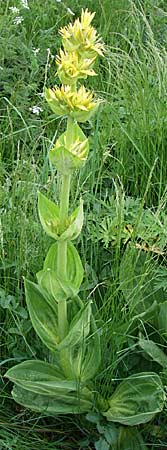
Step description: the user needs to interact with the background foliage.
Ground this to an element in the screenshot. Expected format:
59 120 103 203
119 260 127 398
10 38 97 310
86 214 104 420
1 0 167 448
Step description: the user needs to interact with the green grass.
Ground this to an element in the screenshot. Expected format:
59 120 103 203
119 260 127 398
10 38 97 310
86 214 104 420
1 0 167 448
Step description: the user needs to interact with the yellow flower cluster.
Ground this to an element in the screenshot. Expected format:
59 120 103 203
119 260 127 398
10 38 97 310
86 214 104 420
56 9 105 85
45 9 104 121
59 9 105 58
56 49 96 85
45 85 100 122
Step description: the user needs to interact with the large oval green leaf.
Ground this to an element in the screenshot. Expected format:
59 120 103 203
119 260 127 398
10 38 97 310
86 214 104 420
24 278 59 352
103 372 165 426
12 384 93 414
5 360 78 396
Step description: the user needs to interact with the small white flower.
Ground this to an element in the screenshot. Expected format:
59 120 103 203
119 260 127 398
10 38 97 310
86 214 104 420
0 66 3 70
46 48 54 59
55 0 61 2
13 16 24 25
9 6 20 13
67 7 75 15
20 0 29 9
29 106 43 115
32 47 40 55
38 92 44 98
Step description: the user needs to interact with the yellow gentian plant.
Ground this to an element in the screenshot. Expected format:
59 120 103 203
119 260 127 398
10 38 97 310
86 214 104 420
6 10 165 436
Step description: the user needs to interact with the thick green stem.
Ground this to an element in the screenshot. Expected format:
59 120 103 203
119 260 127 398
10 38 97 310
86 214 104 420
57 172 71 281
58 299 68 342
57 175 70 341
59 174 71 224
66 115 74 147
57 117 75 341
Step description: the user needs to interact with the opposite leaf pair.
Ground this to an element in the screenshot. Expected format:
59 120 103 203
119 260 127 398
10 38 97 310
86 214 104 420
38 192 83 241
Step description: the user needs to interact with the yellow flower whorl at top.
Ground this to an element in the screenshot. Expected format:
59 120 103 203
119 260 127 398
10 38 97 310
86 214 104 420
59 9 105 58
45 9 105 120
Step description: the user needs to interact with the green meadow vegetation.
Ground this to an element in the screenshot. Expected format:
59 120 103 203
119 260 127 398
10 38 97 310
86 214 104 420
1 0 167 448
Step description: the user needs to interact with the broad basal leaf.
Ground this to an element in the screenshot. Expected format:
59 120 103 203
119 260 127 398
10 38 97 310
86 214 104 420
44 240 84 293
24 278 59 352
12 384 93 414
103 372 165 426
5 360 78 396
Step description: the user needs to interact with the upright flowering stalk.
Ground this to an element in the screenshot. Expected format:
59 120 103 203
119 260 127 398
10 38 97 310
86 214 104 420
5 10 165 434
43 8 104 352
5 9 106 414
